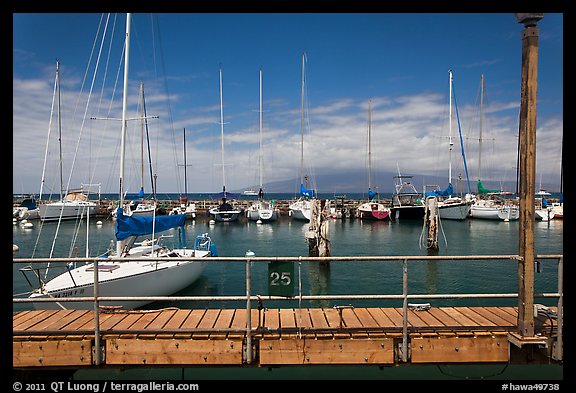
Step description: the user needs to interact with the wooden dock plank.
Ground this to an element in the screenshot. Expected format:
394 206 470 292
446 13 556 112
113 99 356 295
387 308 408 327
426 307 459 327
197 309 220 329
477 307 516 327
353 308 380 328
106 338 243 365
441 307 479 327
407 309 430 328
279 308 296 328
14 339 93 367
12 306 558 368
308 308 329 328
458 307 502 328
498 307 519 324
14 310 59 331
366 308 397 328
160 310 191 330
260 338 395 365
410 309 443 328
40 310 91 332
129 311 161 331
181 309 206 329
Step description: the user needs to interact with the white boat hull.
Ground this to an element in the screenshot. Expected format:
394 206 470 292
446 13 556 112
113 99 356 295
438 201 471 220
246 201 278 222
289 199 312 221
39 201 98 222
470 204 519 221
30 251 207 310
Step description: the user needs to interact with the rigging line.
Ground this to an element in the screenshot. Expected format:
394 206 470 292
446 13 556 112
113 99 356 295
88 14 117 191
451 81 471 194
64 13 111 198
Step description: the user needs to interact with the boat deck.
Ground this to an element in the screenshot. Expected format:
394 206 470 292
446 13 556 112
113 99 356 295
13 306 559 367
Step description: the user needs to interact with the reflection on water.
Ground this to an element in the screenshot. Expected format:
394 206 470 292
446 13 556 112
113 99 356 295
307 262 331 308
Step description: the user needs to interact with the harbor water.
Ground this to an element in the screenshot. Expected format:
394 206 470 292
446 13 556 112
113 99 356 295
11 203 564 381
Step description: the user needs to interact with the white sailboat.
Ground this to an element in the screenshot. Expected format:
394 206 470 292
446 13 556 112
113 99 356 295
111 81 157 219
209 64 243 222
246 67 279 222
38 61 98 222
169 127 197 219
357 99 390 221
26 13 215 310
469 74 519 221
430 70 472 220
289 52 315 222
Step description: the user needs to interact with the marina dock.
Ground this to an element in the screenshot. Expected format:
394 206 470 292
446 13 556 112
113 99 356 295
13 305 558 368
13 254 563 372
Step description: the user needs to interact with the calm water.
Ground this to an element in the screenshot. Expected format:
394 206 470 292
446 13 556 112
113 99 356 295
12 213 564 381
13 214 563 310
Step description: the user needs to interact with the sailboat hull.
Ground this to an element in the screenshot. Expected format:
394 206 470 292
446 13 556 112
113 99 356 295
438 201 472 220
39 201 98 222
470 203 519 221
209 208 243 222
30 254 207 310
357 202 390 220
289 199 312 221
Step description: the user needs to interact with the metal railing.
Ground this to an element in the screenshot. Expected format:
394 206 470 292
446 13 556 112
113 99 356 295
13 254 563 364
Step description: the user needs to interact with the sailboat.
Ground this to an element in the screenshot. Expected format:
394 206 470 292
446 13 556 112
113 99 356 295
111 81 157 219
289 52 316 222
169 127 197 219
208 64 243 222
469 74 519 221
357 99 390 221
425 70 472 220
38 61 99 222
25 13 216 310
246 67 279 222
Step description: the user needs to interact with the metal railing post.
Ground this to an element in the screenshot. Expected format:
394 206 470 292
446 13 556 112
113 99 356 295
401 258 408 362
554 256 563 360
245 257 252 364
93 258 101 365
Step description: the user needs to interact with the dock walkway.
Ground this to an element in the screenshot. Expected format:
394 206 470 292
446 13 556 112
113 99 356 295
13 305 558 368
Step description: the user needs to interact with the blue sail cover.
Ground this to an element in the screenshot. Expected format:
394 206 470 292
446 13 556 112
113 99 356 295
115 208 186 241
137 187 145 198
425 183 453 198
300 183 315 198
368 188 377 201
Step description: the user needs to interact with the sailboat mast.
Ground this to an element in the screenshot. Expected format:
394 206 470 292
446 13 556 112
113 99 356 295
300 52 305 186
478 74 484 181
368 99 372 190
183 128 188 197
117 12 131 256
259 66 263 190
219 64 226 193
448 69 453 185
139 82 145 193
56 60 64 201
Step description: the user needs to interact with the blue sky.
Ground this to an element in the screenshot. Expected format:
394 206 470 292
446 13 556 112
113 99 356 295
13 13 563 196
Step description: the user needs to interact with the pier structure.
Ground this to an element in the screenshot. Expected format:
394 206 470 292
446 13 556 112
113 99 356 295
13 254 562 371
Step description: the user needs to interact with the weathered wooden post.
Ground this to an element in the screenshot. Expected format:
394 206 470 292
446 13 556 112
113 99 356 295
307 199 331 265
515 12 543 339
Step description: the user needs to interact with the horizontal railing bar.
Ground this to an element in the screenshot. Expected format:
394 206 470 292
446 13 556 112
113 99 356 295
13 254 563 265
14 254 537 264
13 292 560 303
